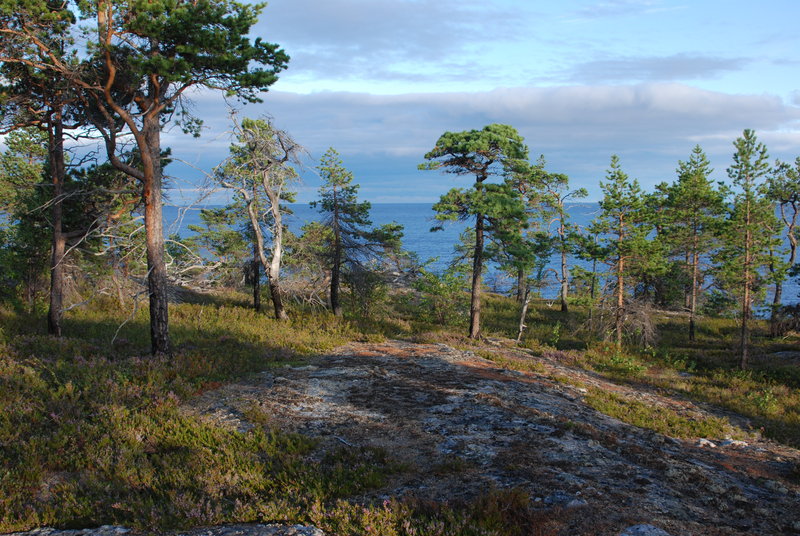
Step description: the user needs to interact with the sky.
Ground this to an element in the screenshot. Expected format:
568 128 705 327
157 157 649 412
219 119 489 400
163 0 800 204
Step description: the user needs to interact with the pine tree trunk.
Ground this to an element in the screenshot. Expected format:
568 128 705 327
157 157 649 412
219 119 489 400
267 192 288 320
268 226 287 321
560 249 569 312
740 208 751 370
516 268 525 303
469 213 485 339
252 241 261 312
684 250 692 312
516 285 530 343
269 281 287 319
47 115 66 337
689 251 699 342
331 227 342 317
142 118 171 357
770 281 783 337
741 280 750 370
616 257 624 348
48 234 66 337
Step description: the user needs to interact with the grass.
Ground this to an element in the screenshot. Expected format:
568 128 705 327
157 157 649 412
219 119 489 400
397 293 800 447
0 299 371 532
583 388 737 439
0 295 581 535
2 286 800 533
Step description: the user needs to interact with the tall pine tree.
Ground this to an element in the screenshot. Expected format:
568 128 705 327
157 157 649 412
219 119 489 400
717 130 779 368
313 148 372 317
663 145 728 341
420 124 528 338
593 155 658 347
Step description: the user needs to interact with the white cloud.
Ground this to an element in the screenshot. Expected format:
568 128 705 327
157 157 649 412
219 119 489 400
570 0 667 19
566 54 748 84
162 83 800 202
254 0 525 83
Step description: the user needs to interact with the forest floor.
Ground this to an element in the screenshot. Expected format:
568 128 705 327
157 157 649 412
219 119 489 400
183 339 800 536
4 295 800 536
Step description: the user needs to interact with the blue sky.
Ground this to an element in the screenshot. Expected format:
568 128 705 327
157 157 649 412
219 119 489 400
165 0 800 204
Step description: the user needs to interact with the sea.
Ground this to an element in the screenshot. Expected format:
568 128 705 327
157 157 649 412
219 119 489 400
163 202 800 306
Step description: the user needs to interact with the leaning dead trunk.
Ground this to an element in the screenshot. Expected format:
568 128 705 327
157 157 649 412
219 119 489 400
516 285 531 342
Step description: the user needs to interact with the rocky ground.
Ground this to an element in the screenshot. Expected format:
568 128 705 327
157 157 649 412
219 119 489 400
11 340 800 536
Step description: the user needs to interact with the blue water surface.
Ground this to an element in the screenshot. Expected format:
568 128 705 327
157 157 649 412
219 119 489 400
163 202 798 305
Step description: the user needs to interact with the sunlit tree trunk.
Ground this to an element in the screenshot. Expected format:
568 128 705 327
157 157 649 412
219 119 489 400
47 114 66 337
516 285 530 342
252 240 261 312
469 213 485 339
560 246 569 313
266 189 288 320
689 250 699 342
740 200 751 369
141 117 171 357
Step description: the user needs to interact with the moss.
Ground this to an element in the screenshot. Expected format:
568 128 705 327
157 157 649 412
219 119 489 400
584 388 737 439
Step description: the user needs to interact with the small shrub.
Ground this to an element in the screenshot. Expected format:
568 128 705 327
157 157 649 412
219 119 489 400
411 269 468 326
584 345 646 378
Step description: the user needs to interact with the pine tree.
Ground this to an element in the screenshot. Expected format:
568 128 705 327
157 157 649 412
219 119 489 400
662 145 728 340
184 206 249 287
593 155 658 347
533 157 588 312
313 148 372 317
1 0 289 354
0 128 50 308
1 0 84 336
420 124 528 338
766 157 800 335
717 129 779 368
216 117 301 320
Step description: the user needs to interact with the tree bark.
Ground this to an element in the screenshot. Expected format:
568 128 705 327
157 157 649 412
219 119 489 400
689 251 699 342
560 248 569 313
741 278 750 370
516 285 530 342
615 214 625 348
331 217 342 317
47 114 66 337
740 201 751 369
141 118 171 357
770 204 799 337
516 268 525 303
684 250 692 312
469 213 485 339
252 240 261 312
266 190 288 320
770 276 783 337
331 248 342 316
616 257 624 348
